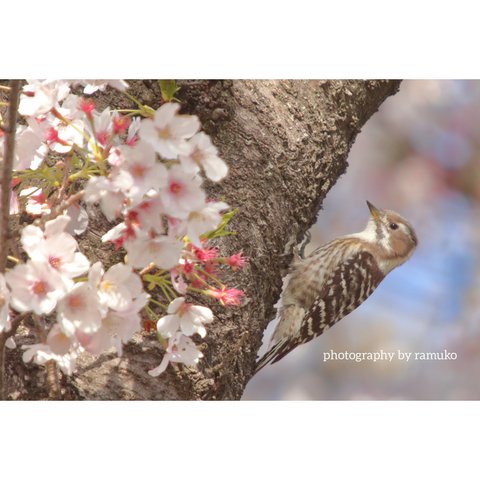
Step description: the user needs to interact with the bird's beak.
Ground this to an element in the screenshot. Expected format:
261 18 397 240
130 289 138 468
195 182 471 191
366 201 381 221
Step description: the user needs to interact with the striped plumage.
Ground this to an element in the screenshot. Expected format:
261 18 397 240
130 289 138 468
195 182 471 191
255 201 417 373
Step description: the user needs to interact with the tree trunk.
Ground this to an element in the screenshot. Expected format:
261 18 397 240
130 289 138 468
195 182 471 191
5 80 401 400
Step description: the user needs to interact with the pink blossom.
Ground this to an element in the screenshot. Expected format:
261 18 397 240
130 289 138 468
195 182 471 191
79 97 95 117
227 252 247 270
192 245 218 262
112 113 129 134
207 287 245 306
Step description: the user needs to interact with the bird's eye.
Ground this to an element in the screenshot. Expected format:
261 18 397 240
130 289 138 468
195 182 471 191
389 223 399 230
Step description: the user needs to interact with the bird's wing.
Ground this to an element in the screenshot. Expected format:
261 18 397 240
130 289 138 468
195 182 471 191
255 250 384 372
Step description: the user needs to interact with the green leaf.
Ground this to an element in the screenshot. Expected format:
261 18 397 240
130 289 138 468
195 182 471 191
159 80 180 102
201 209 238 241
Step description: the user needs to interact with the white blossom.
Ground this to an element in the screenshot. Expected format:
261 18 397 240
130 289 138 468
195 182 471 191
79 80 129 95
88 262 143 312
14 123 48 170
126 117 141 146
57 282 103 336
159 165 205 219
186 201 229 247
157 297 214 338
101 222 127 244
78 293 148 356
44 214 72 237
128 194 164 232
125 232 183 270
21 223 90 278
83 172 131 221
180 132 228 181
87 107 113 147
19 187 51 216
5 260 71 315
64 203 89 236
148 332 203 377
139 103 199 159
19 80 70 117
22 324 81 375
120 141 167 202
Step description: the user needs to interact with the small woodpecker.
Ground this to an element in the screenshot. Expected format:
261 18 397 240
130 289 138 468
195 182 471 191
255 201 417 373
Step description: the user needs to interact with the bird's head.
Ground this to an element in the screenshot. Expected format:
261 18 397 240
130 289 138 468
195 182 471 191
360 201 418 273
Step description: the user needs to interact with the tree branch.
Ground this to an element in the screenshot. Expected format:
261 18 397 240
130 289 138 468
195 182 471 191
0 80 20 400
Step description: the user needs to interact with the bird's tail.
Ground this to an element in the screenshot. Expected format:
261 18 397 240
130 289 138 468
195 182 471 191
255 339 291 374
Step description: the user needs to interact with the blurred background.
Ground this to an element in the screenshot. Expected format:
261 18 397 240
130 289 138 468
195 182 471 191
243 80 480 400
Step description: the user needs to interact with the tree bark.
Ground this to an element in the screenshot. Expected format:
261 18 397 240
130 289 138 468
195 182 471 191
5 80 401 400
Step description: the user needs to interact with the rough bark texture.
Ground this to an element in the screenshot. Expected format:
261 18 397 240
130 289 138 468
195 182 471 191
4 80 401 400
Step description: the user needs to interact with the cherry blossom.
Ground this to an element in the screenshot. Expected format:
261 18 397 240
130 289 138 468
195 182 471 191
157 297 214 338
88 262 143 312
19 187 51 216
56 282 103 336
159 165 206 219
125 232 183 270
79 80 129 95
84 171 131 221
19 80 70 117
47 118 85 154
88 106 113 147
14 123 48 170
78 292 148 356
148 332 204 377
3 79 243 381
21 223 90 278
22 324 81 375
180 132 228 181
64 203 89 236
227 252 247 270
120 141 167 202
139 102 200 159
126 117 141 146
5 260 71 315
207 287 245 306
127 194 164 232
185 201 229 246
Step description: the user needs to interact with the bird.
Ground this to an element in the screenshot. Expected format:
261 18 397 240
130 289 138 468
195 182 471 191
255 201 417 373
